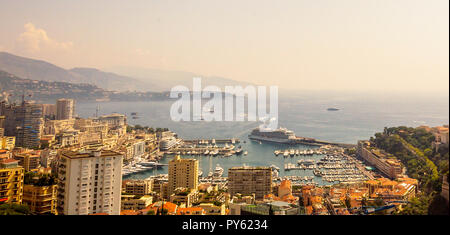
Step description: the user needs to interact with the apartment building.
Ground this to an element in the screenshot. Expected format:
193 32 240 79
168 156 198 196
56 99 74 120
357 141 403 179
0 159 24 204
56 150 123 215
13 151 40 172
13 102 44 149
23 184 58 214
124 179 153 196
228 166 272 200
121 195 153 211
0 136 15 150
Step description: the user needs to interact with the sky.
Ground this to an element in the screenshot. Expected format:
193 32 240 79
0 0 448 93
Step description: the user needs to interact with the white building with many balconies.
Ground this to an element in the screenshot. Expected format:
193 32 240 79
56 150 123 215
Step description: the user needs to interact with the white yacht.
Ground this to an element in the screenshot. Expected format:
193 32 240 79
213 164 224 177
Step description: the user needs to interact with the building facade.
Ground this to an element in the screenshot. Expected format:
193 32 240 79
0 159 24 204
56 150 123 215
56 99 74 120
357 141 403 179
23 184 58 214
168 156 198 196
228 166 272 200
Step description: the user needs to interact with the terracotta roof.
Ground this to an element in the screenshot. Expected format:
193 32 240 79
120 210 140 215
1 158 18 164
176 207 205 215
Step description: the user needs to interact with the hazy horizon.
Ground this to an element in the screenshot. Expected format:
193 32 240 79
0 0 448 93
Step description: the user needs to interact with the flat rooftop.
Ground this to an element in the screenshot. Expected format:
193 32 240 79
61 150 122 159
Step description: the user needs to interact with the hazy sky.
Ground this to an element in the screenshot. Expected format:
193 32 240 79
0 0 448 93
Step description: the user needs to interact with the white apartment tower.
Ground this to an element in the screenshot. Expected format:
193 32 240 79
57 150 123 215
56 99 74 120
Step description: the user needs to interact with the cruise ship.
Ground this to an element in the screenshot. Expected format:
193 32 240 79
248 127 297 144
248 127 317 145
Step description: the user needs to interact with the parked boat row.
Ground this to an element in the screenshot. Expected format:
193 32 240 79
275 148 323 157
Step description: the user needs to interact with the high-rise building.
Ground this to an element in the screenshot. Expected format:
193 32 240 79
0 159 24 204
1 101 44 149
168 156 198 196
56 150 123 215
228 166 272 200
56 99 74 120
40 104 57 119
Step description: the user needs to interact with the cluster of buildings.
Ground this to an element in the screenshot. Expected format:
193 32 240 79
0 97 160 215
418 125 449 151
0 96 431 216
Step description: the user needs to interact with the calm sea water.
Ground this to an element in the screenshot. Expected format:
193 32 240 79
75 92 449 182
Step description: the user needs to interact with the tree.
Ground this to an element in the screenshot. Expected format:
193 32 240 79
0 203 31 215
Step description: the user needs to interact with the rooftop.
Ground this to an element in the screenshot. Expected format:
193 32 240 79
61 150 122 159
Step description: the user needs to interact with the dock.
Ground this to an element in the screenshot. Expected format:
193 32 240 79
183 138 240 145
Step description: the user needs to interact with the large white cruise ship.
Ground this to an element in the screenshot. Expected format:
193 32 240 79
248 127 298 144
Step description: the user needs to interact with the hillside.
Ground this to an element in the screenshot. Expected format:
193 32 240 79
0 70 169 103
0 52 149 92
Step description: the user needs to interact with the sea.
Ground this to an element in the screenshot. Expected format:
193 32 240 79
75 91 449 184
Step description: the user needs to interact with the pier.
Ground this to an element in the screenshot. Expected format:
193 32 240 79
182 138 240 145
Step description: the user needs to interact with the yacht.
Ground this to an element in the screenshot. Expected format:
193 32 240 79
213 164 224 177
283 150 289 158
274 150 280 156
290 149 295 157
243 151 248 156
270 164 280 172
235 147 243 155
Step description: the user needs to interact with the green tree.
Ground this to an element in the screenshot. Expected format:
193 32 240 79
0 203 31 215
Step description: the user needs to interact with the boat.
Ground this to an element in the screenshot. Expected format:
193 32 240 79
207 171 214 178
243 151 248 156
289 149 295 157
248 127 298 144
235 147 243 155
295 149 299 156
270 164 280 172
327 108 339 111
198 170 203 177
274 150 280 156
204 150 209 155
213 164 224 177
283 150 289 158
